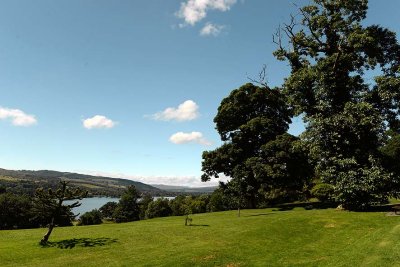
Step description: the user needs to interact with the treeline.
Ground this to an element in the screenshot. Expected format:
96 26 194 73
79 182 336 226
0 184 233 230
78 186 237 226
0 186 73 230
1 181 337 231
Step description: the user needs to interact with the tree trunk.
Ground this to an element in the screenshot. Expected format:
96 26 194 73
237 206 241 217
40 218 55 245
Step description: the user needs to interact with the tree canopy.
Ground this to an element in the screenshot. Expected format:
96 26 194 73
201 83 311 208
113 185 141 223
203 0 400 210
272 0 400 209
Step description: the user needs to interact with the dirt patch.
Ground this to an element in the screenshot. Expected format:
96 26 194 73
202 255 216 261
192 254 216 262
378 240 390 247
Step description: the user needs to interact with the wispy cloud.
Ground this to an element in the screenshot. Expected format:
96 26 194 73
200 22 225 36
0 107 37 126
169 131 212 146
80 170 229 187
149 100 199 122
176 0 236 26
83 115 116 129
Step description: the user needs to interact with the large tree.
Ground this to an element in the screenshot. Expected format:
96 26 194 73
201 83 294 208
274 0 400 209
113 185 141 223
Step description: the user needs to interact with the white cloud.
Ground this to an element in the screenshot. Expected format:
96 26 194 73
0 107 37 126
80 170 229 187
83 115 116 129
176 0 236 26
200 22 225 36
151 100 199 122
169 131 212 146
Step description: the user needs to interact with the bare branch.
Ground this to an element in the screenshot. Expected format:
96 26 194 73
247 64 268 87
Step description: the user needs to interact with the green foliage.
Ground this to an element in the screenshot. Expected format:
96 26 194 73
167 195 211 216
249 133 313 203
275 0 400 209
33 182 87 226
99 201 118 220
206 188 234 212
139 193 153 219
311 183 335 202
202 83 293 208
145 198 172 219
381 132 400 177
113 186 140 223
169 195 187 216
33 181 87 244
0 185 6 194
186 196 207 214
0 193 38 229
78 209 103 226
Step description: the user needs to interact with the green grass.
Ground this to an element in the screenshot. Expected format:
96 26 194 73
1 208 400 266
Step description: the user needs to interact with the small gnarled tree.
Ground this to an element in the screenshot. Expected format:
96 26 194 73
33 181 87 245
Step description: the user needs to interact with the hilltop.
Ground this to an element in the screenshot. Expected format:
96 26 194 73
151 184 217 194
0 168 164 197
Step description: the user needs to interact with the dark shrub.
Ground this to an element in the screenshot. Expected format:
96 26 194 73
78 209 102 226
99 201 118 220
145 198 172 219
311 183 335 202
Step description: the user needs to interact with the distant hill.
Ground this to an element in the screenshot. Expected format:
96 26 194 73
151 184 217 193
0 168 164 197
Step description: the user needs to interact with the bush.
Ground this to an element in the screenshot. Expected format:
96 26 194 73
99 201 118 220
145 198 172 219
113 186 140 223
0 193 39 229
139 194 153 220
207 189 235 212
78 209 102 226
169 195 187 216
311 183 335 202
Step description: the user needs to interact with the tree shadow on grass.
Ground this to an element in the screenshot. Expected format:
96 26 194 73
188 224 210 227
41 237 118 249
271 201 337 212
270 202 398 212
245 213 275 217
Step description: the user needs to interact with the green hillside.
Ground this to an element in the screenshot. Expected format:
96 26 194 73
151 184 217 194
1 208 400 266
0 168 164 197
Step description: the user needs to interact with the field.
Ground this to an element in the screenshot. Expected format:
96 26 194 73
1 208 400 267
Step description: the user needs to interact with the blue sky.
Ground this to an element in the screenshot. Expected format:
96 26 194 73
0 0 399 187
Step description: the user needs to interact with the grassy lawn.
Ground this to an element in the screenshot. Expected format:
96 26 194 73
1 208 400 267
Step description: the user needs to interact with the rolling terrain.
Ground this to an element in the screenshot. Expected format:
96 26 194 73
151 184 217 194
0 168 164 197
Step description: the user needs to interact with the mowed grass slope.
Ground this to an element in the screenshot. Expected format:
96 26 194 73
1 208 400 267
